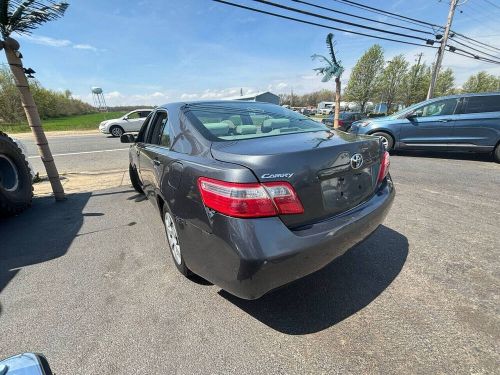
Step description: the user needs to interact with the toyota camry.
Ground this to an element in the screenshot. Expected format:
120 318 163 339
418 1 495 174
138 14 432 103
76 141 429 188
121 101 395 299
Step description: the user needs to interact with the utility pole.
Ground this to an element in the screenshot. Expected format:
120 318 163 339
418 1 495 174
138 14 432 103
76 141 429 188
427 0 458 99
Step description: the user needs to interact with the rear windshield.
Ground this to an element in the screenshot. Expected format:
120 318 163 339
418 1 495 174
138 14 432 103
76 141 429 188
186 102 327 141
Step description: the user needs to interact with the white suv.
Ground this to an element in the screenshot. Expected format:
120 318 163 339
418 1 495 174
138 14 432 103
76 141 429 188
99 109 152 137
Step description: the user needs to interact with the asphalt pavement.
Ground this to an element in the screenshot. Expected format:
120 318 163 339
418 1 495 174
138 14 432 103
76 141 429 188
0 151 499 374
16 132 129 174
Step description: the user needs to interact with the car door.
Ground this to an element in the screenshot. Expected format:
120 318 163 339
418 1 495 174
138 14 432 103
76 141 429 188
399 97 460 150
138 110 168 201
452 95 500 151
132 113 153 172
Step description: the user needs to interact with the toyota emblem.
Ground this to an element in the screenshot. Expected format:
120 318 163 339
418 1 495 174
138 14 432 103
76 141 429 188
350 153 364 169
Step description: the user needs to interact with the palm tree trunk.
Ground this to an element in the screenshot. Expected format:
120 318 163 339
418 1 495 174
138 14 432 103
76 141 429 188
333 77 341 129
4 43 65 201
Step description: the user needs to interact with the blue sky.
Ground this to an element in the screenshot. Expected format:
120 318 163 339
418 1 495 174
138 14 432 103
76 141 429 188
2 0 499 106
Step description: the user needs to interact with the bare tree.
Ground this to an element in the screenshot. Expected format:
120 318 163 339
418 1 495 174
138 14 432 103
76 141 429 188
312 33 344 128
0 0 69 201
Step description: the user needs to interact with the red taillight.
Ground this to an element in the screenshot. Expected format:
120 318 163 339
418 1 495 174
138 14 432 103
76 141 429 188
338 119 344 126
197 177 304 218
377 151 390 183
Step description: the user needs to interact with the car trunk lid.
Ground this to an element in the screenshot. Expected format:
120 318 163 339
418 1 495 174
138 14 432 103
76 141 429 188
211 130 383 228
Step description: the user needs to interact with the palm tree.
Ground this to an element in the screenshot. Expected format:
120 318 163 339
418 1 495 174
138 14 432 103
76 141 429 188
0 0 69 201
312 33 344 129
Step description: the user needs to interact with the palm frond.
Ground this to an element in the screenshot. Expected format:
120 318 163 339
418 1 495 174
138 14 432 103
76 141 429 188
0 0 68 37
0 1 10 37
326 33 338 65
311 53 332 66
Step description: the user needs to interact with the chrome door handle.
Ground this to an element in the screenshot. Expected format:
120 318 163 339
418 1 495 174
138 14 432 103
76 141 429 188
438 119 451 122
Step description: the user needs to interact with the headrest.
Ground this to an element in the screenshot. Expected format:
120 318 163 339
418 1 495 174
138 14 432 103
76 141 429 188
262 118 291 133
204 122 230 136
235 125 257 135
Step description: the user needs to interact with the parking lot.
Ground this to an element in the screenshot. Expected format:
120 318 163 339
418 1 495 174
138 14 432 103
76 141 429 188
0 147 499 374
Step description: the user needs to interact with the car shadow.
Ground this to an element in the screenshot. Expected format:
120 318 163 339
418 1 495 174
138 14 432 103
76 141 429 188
0 192 92 294
220 225 408 335
392 150 493 162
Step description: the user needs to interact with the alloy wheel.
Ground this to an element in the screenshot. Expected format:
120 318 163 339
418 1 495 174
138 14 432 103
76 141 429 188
379 136 389 149
111 127 123 137
164 212 182 265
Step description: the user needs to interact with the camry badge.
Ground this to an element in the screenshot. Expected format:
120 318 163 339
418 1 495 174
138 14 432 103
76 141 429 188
261 173 294 179
350 153 364 169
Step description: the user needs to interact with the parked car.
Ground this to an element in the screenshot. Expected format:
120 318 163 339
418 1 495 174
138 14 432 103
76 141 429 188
350 92 500 162
322 111 367 131
121 101 394 299
99 109 152 137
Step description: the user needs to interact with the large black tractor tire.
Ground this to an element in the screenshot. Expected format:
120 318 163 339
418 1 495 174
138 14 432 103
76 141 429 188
0 132 33 217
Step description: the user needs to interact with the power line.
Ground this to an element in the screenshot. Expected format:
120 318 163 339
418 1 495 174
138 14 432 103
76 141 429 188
212 0 439 48
290 0 433 36
450 45 500 64
251 0 433 42
212 0 500 65
452 34 500 54
333 0 500 53
332 0 442 29
452 32 500 52
450 38 500 60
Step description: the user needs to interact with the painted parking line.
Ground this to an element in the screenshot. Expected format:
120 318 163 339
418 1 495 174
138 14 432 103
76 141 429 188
28 148 129 159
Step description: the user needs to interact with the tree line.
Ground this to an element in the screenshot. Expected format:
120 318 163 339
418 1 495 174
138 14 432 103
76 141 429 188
280 44 500 112
0 65 94 123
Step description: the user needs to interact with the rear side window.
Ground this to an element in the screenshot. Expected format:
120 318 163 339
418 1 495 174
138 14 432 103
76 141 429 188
463 96 500 114
187 102 327 141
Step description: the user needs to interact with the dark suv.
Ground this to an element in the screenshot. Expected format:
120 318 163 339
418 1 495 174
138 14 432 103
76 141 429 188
350 92 500 162
322 111 366 131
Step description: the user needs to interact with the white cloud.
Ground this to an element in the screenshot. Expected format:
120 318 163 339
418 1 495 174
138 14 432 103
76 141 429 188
80 90 170 107
181 93 199 99
16 33 99 52
18 34 71 47
73 44 98 52
105 91 123 99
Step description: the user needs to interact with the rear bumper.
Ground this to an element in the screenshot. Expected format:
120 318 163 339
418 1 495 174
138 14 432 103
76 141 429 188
181 177 395 299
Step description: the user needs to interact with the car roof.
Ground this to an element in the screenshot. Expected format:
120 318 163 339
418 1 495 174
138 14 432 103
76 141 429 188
157 100 279 110
427 91 500 101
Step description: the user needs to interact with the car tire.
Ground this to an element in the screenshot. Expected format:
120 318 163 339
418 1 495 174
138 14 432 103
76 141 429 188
494 143 500 163
0 132 33 217
162 205 191 277
129 164 143 194
371 132 394 150
110 125 124 137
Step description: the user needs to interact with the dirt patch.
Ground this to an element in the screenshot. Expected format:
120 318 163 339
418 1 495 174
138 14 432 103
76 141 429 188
34 169 129 196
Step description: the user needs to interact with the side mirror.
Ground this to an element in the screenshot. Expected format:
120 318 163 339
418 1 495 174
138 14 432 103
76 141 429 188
123 116 129 121
406 112 418 120
0 353 53 375
120 133 136 143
